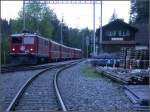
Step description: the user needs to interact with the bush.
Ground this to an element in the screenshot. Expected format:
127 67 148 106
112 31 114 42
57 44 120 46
1 37 10 64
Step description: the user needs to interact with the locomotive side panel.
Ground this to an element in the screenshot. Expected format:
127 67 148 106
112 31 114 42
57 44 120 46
49 40 60 60
49 40 52 59
37 36 49 58
60 45 65 60
64 46 68 59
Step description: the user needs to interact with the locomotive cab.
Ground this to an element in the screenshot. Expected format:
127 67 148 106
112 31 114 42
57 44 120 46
10 35 36 54
9 33 37 64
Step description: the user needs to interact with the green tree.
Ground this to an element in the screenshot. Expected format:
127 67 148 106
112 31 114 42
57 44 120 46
109 9 118 22
51 18 61 42
130 0 149 23
16 1 56 39
9 18 23 33
68 28 81 48
67 27 92 57
1 1 94 64
1 18 11 64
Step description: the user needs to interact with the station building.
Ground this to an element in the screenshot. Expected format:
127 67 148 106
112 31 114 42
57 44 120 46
96 19 139 54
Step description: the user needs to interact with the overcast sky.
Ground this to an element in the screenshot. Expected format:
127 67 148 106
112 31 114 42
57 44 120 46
1 1 130 29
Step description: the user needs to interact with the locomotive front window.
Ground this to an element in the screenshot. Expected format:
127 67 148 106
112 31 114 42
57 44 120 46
12 37 22 43
23 36 34 44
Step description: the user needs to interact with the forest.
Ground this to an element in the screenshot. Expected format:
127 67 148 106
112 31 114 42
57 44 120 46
1 1 92 64
1 0 149 64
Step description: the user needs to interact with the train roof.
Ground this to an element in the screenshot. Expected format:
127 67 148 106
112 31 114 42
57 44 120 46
60 44 74 49
10 33 36 37
37 35 49 41
74 48 82 51
10 32 81 51
10 33 49 41
50 40 62 46
59 44 68 48
59 44 81 51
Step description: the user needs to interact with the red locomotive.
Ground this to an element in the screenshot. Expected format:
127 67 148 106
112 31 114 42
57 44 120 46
9 31 82 64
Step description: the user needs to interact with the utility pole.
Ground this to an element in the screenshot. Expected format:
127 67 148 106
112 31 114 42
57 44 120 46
99 0 103 54
93 0 96 56
23 0 26 30
3 49 6 65
76 17 79 28
86 36 89 58
60 14 64 44
82 34 84 58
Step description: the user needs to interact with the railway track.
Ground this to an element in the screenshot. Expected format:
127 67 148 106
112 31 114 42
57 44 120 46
1 64 55 73
6 60 81 112
1 60 78 73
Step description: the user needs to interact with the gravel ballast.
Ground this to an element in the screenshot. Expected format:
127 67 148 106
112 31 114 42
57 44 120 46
58 61 137 112
0 69 44 111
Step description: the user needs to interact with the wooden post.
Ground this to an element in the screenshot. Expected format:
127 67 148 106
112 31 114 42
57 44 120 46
3 46 6 65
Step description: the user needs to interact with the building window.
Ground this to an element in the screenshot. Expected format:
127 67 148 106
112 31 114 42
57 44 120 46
126 30 130 36
118 30 130 36
109 31 113 36
106 30 129 37
96 37 98 42
105 31 110 36
122 31 125 36
112 31 116 36
105 30 116 37
118 30 122 36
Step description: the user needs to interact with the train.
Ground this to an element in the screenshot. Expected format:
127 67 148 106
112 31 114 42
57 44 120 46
9 31 82 64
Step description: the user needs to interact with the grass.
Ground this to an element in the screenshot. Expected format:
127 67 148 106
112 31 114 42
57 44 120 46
82 65 103 78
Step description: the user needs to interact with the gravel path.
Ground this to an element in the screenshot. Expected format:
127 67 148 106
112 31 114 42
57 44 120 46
0 69 44 111
58 61 137 112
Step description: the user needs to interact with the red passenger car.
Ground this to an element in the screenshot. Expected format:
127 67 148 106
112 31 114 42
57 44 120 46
74 48 82 59
60 45 68 60
68 47 75 59
49 40 61 61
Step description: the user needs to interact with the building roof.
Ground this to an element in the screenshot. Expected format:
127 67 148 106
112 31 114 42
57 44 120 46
102 19 138 31
96 19 138 36
10 33 49 41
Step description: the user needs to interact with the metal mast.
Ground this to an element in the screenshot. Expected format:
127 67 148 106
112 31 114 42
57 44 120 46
60 14 64 44
99 0 103 53
23 0 26 30
93 0 96 56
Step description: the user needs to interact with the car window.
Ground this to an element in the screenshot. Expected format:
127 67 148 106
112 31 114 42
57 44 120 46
23 36 34 44
12 37 22 43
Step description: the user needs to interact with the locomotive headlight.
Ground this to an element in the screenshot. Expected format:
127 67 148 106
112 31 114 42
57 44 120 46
12 48 15 51
30 48 33 51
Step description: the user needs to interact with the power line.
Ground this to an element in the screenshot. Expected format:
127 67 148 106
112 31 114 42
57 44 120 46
25 0 102 4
